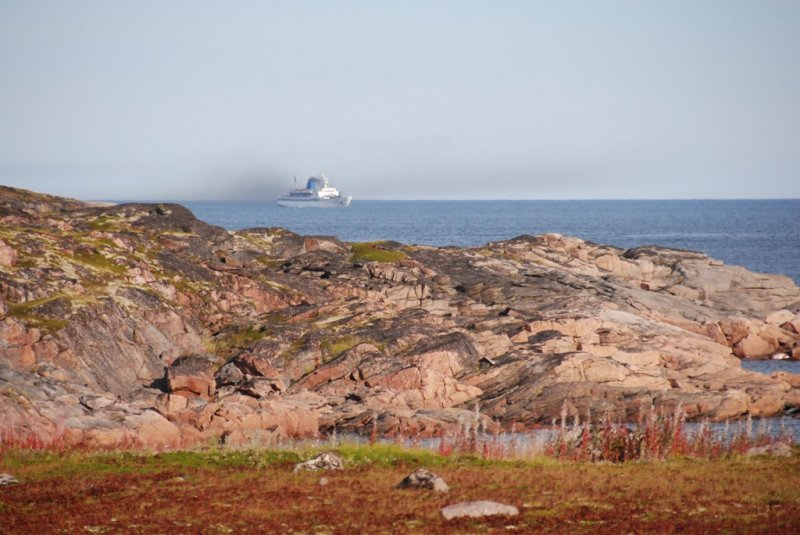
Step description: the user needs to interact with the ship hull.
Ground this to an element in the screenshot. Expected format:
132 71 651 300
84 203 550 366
277 196 352 208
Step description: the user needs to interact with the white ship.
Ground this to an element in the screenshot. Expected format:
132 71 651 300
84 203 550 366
277 174 352 208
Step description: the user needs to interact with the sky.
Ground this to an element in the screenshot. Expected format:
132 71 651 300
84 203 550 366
1 1 799 201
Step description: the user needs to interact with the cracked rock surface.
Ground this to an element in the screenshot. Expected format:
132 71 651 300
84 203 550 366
2 186 800 448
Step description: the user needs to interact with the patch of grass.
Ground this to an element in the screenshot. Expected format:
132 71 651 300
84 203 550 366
24 316 68 333
12 257 38 269
279 336 308 363
85 237 118 250
159 230 198 237
232 325 267 346
209 325 267 354
2 444 800 533
73 250 127 275
320 335 360 363
254 255 281 267
0 451 154 480
88 215 118 231
143 449 302 469
5 296 70 334
172 276 208 295
351 242 407 263
332 442 459 468
5 297 54 317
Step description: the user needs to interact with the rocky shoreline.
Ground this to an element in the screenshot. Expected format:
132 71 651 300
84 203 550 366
2 185 800 448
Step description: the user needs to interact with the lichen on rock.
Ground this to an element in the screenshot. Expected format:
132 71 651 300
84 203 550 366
2 185 800 448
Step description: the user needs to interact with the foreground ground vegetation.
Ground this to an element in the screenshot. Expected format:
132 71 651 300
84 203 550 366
2 443 800 534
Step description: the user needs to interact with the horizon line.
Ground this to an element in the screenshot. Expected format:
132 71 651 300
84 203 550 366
97 197 800 203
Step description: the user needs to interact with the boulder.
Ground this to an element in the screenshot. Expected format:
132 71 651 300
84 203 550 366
734 334 775 359
0 473 18 486
790 314 800 334
125 409 182 448
166 354 223 398
745 442 793 457
236 376 286 398
719 318 751 346
770 371 800 388
396 468 449 492
766 309 795 326
215 362 244 386
705 322 728 346
293 452 345 473
441 500 519 520
154 393 189 415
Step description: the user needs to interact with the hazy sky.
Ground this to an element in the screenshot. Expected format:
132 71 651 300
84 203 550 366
1 1 799 200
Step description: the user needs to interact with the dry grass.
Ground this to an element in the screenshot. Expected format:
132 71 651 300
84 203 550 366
351 242 407 263
2 444 800 534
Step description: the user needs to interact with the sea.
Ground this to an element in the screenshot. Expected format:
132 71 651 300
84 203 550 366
180 199 800 285
176 198 800 438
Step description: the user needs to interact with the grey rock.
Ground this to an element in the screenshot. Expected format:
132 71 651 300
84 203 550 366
396 468 449 492
0 473 18 486
745 442 793 457
293 452 344 473
79 394 116 411
215 362 244 386
237 376 285 398
441 500 519 520
166 354 223 397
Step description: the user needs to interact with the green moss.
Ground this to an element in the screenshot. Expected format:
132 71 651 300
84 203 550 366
210 325 267 354
172 278 193 293
351 242 407 263
12 257 37 269
159 230 197 237
331 443 451 467
5 296 70 334
173 276 208 295
1 444 515 476
74 250 127 275
258 277 290 292
279 336 307 363
0 451 171 480
255 255 281 267
27 316 68 333
88 215 118 231
91 238 117 249
235 326 267 346
320 335 361 363
146 449 302 468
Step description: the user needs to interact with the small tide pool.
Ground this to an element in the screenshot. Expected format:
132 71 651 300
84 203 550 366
741 358 800 375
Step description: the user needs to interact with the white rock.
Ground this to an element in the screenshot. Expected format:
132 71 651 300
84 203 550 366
0 473 18 486
745 442 793 457
441 500 519 520
293 452 344 473
396 468 449 492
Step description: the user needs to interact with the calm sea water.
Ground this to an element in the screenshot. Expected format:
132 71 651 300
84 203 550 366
180 199 800 284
